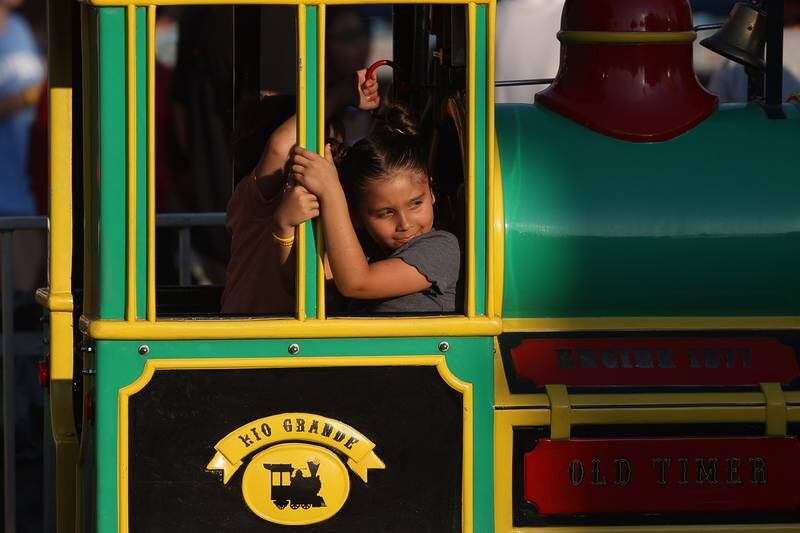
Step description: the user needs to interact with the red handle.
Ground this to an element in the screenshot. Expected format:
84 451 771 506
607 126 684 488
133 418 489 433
365 59 399 81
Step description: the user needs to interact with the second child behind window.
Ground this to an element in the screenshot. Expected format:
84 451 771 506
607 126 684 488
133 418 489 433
290 105 460 314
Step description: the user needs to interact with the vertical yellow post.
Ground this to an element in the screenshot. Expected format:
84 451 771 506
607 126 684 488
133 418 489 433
316 4 327 320
486 0 497 318
125 4 137 322
296 4 307 321
147 6 156 322
467 2 477 318
48 0 78 530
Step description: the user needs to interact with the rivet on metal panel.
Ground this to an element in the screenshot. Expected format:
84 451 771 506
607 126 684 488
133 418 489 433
760 382 787 437
288 343 300 355
138 345 150 356
438 341 450 353
546 384 571 440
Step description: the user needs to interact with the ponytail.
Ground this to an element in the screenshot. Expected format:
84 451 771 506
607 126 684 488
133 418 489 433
336 103 428 205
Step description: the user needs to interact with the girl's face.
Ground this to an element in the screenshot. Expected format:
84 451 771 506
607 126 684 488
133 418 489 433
356 169 435 251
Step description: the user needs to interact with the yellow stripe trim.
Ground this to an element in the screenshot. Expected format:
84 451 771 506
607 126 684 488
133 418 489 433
117 356 473 533
466 2 476 318
317 5 326 320
486 0 497 319
147 5 156 322
82 316 501 339
558 30 697 45
490 139 504 318
296 4 307 321
503 316 800 332
125 4 137 322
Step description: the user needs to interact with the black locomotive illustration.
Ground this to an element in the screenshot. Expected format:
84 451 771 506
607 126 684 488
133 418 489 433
264 460 326 510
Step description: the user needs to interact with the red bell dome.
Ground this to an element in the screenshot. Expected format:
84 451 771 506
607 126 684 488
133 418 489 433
536 0 718 142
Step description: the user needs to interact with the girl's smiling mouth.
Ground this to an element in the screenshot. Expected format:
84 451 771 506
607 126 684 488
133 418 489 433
395 233 420 246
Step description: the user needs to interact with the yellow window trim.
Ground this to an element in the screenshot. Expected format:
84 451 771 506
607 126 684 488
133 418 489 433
133 1 493 322
83 0 491 6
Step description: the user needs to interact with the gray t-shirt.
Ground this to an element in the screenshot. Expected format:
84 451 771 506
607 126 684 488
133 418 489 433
349 230 460 315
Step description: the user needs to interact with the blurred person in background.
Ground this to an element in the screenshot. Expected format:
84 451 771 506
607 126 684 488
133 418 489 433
495 0 564 103
0 0 45 293
708 0 800 102
0 0 42 216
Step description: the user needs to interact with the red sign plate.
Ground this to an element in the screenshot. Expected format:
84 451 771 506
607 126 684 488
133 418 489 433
524 437 800 515
509 337 800 387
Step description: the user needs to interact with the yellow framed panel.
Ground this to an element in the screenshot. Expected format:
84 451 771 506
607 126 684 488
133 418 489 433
117 355 474 532
494 409 800 533
82 315 502 339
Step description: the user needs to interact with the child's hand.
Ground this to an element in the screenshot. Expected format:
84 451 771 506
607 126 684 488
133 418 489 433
356 69 380 111
290 144 341 199
274 184 320 234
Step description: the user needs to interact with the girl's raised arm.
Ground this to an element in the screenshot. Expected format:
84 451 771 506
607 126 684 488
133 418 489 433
251 70 379 200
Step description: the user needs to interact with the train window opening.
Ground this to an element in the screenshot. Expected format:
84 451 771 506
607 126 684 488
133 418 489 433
152 4 472 320
155 5 299 318
324 4 469 318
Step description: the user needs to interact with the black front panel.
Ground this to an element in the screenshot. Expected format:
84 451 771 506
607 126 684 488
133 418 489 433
129 366 462 533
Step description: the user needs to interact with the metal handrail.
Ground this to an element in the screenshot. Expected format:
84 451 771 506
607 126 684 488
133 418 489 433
0 216 48 231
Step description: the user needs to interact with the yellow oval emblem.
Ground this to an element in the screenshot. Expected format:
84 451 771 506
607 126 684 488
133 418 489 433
241 443 351 526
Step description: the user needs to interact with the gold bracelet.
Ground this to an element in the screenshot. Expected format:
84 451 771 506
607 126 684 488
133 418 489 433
21 85 40 107
272 232 295 248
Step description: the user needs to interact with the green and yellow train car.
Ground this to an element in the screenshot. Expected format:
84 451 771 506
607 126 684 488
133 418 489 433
39 0 800 531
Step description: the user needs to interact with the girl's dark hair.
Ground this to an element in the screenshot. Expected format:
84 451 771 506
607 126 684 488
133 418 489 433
333 103 428 205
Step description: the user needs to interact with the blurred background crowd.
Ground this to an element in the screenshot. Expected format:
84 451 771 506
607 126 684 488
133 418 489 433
0 0 798 530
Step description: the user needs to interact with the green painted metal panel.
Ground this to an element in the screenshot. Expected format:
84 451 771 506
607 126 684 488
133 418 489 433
474 5 487 316
497 103 800 318
136 7 147 319
305 6 319 318
97 8 127 319
93 336 493 530
95 340 144 533
445 338 494 531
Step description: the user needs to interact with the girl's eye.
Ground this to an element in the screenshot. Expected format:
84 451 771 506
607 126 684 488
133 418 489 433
377 210 393 218
411 200 423 209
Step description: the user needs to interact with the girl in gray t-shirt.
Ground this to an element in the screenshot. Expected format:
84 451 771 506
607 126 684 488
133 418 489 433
290 103 460 314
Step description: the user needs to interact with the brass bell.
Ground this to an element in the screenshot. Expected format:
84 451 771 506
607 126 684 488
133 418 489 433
700 2 768 71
